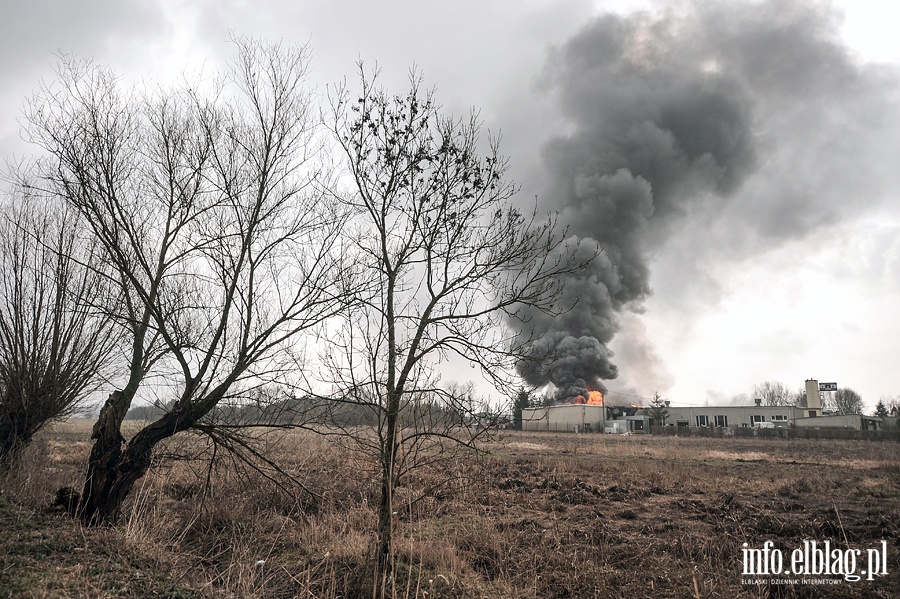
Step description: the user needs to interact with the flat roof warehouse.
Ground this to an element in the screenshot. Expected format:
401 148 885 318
522 380 890 435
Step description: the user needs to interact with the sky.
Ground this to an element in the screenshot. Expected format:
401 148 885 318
1 0 898 411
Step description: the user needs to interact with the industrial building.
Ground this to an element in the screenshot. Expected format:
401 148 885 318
521 404 607 433
521 379 885 433
792 413 883 431
661 403 806 429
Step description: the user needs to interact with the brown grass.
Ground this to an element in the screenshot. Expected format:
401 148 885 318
1 425 899 598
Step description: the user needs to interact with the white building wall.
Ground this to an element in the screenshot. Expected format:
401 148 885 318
661 406 805 428
521 405 606 432
792 413 881 430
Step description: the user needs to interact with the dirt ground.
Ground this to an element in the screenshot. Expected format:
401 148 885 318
1 424 898 598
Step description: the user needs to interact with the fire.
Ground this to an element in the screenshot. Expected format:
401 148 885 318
570 389 604 405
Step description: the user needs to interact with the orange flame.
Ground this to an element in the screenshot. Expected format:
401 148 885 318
570 389 604 405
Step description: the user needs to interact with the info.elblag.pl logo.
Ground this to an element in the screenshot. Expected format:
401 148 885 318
741 540 889 584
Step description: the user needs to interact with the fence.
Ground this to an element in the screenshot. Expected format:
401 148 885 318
522 422 597 433
650 425 900 441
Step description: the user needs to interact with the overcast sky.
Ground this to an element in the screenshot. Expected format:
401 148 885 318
2 0 898 410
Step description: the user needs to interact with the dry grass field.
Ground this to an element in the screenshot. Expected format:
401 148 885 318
1 421 899 598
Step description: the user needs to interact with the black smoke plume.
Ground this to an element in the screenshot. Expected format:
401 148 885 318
516 0 899 400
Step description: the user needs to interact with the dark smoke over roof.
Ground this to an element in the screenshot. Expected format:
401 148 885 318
516 0 900 399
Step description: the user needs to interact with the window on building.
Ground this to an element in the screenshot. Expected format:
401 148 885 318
677 420 689 427
696 415 709 427
771 415 787 422
714 415 728 428
751 415 765 425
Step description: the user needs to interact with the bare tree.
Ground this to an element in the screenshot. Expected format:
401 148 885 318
791 387 808 408
323 67 591 584
0 193 113 467
20 38 349 524
881 394 900 417
829 387 863 414
752 381 804 407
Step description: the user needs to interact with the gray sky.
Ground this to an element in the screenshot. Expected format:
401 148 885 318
2 0 899 410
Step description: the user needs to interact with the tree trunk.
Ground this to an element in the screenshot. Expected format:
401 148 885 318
376 401 399 585
77 390 129 524
0 412 32 470
377 455 394 580
0 416 34 469
0 398 44 468
77 393 185 525
76 439 153 525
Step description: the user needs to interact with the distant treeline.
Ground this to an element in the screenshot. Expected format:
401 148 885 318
124 393 481 430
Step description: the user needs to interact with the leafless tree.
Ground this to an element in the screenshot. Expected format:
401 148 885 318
829 387 864 414
322 67 592 584
880 394 900 417
752 381 805 407
20 38 350 524
0 193 113 468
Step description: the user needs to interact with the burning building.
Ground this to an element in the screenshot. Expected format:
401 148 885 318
568 389 604 406
521 400 645 433
521 381 884 434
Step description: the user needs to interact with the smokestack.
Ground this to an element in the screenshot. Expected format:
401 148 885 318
754 397 762 407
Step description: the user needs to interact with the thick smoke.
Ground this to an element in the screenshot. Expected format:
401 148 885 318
517 0 899 400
